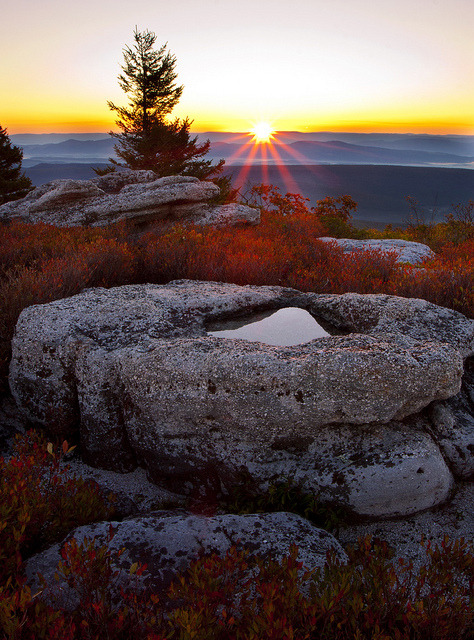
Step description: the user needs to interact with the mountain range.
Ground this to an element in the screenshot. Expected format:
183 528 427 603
11 132 474 228
13 132 474 169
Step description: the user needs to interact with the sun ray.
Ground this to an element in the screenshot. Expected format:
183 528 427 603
260 140 269 184
268 133 338 189
267 143 301 194
223 138 256 165
233 142 260 191
222 126 341 200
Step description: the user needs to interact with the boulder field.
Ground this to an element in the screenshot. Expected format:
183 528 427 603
0 171 259 228
9 281 474 519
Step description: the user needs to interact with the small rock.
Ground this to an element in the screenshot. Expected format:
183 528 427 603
317 238 435 265
194 203 260 227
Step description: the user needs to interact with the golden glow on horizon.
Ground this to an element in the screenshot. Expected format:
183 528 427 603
5 113 474 136
3 97 473 136
3 73 473 136
2 0 473 137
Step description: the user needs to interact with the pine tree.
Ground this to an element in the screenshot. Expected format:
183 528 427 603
0 126 32 204
110 117 224 180
102 28 226 185
108 28 183 138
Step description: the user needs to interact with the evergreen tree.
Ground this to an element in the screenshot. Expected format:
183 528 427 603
0 126 32 204
102 28 226 185
110 114 224 180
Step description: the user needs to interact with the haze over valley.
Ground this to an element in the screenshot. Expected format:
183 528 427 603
13 131 474 228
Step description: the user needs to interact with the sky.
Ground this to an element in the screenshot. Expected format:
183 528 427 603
2 0 473 134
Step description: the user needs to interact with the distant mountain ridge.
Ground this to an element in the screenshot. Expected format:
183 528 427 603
21 138 116 157
199 132 474 156
10 133 109 145
13 132 474 169
205 139 473 167
15 131 474 228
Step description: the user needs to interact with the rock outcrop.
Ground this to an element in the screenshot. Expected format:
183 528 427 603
317 238 435 265
0 171 259 228
427 362 474 479
9 281 474 517
26 511 346 608
306 292 474 358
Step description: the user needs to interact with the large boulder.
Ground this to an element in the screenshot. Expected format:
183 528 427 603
10 281 473 517
317 238 435 265
0 171 259 228
26 511 347 609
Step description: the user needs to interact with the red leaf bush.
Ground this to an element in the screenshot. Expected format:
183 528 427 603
0 430 471 637
1 192 473 394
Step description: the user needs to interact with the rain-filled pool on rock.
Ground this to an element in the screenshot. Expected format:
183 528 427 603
206 307 334 346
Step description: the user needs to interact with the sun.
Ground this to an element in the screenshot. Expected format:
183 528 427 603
251 121 274 143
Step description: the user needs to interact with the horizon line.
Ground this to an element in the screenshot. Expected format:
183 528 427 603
10 129 474 137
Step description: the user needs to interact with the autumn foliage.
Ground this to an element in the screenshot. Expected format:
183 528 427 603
0 188 473 396
0 433 472 639
0 188 472 638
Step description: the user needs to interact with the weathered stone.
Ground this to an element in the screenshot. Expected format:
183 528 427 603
307 293 474 359
338 481 474 573
0 172 259 228
129 415 453 518
9 281 471 516
115 333 461 473
91 169 157 193
9 281 302 439
26 511 346 609
317 238 435 265
28 180 105 212
428 361 474 479
194 203 260 227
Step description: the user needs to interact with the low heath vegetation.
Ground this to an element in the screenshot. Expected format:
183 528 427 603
0 187 473 637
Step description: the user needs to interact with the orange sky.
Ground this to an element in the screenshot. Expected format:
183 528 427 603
2 0 473 135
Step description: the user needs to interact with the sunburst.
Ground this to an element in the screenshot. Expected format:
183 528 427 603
251 121 274 143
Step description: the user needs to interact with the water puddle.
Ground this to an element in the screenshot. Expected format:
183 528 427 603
207 307 330 346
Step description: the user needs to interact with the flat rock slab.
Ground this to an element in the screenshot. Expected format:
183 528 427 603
26 511 346 609
10 281 473 516
317 238 435 265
